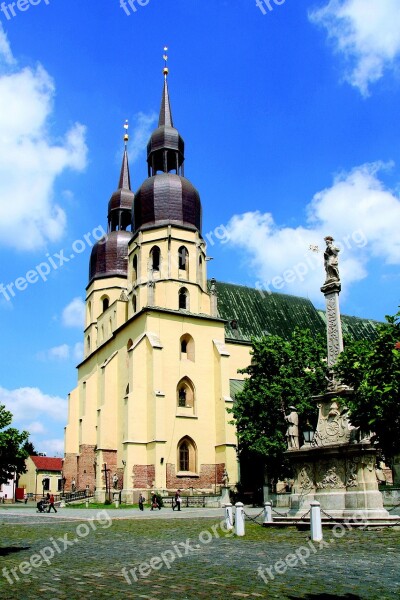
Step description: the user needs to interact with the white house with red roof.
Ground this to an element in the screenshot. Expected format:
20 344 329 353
18 456 63 498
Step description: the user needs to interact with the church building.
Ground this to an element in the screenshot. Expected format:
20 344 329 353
63 64 378 501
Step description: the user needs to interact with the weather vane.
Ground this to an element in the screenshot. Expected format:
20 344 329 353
163 46 169 78
123 119 129 146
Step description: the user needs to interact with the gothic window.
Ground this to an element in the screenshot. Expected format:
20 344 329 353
177 437 197 473
102 296 109 312
177 377 195 409
132 255 138 281
150 246 160 271
198 256 203 285
179 287 189 310
180 334 195 361
178 246 188 272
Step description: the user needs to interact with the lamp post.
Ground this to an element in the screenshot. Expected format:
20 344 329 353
303 422 315 446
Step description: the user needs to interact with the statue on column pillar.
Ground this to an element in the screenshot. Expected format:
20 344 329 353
285 406 299 450
323 236 340 284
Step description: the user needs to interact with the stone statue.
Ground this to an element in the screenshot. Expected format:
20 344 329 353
285 406 299 450
112 473 119 489
323 236 340 283
222 468 229 486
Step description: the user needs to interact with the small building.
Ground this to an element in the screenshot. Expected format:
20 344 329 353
0 476 15 502
19 456 63 497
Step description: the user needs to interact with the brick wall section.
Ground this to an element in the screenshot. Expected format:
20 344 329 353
63 453 78 491
133 465 156 488
166 463 225 491
101 450 118 489
77 444 96 492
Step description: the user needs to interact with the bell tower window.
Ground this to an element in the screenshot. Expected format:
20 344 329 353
178 246 188 273
150 246 160 272
179 288 188 310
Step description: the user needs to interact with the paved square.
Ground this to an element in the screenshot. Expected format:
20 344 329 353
0 508 399 599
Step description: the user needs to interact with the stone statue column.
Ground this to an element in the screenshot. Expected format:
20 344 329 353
321 236 343 368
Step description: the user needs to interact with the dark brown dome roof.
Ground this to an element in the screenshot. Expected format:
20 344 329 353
108 188 134 214
89 230 132 284
147 126 184 156
133 173 201 234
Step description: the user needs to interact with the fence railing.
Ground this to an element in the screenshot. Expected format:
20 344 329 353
161 495 217 508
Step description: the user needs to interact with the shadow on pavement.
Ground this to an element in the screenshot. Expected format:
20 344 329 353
0 546 30 556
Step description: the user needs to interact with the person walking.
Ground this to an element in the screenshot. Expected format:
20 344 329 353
173 489 181 511
138 493 145 511
47 493 57 513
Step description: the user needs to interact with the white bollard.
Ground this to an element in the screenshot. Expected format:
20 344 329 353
224 503 234 531
115 499 119 509
263 501 273 524
310 501 323 542
85 499 89 508
235 502 245 536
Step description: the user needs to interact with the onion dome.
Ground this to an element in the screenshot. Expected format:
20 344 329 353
133 52 202 235
89 123 134 284
134 173 201 233
89 229 132 283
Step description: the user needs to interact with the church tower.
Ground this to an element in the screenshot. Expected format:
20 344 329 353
64 57 238 500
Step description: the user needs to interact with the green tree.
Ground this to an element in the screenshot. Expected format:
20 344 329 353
0 404 29 486
229 328 327 482
335 310 400 464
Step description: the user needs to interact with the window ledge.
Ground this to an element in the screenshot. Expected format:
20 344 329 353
176 471 199 478
176 413 198 419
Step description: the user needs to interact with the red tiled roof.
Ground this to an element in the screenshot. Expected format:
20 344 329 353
30 456 63 472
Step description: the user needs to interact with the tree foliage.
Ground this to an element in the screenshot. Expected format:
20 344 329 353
335 310 400 463
229 328 327 481
0 404 29 485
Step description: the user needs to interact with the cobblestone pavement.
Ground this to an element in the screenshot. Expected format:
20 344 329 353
0 507 399 600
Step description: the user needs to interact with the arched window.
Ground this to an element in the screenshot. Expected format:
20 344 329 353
177 377 195 409
179 287 188 310
198 256 203 285
177 436 197 473
178 246 188 272
132 255 138 281
180 334 195 361
102 296 109 312
150 246 160 271
87 301 92 323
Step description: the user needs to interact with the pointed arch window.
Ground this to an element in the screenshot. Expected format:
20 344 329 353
177 436 197 473
177 377 195 409
150 246 160 272
198 256 203 285
101 296 110 312
180 334 195 361
178 246 189 273
132 255 138 282
179 287 189 310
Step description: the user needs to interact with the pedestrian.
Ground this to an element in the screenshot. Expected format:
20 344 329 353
173 489 181 511
138 493 145 511
24 492 28 504
47 493 57 513
150 492 161 510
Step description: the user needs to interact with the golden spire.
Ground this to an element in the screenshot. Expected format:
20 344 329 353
123 119 129 146
163 46 169 79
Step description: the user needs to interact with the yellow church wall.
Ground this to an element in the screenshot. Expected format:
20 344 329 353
225 340 252 380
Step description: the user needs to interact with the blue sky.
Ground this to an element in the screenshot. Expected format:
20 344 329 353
0 0 399 455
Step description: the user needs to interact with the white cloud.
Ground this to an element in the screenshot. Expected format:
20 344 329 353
26 421 46 435
73 341 84 362
309 0 400 95
0 24 14 66
62 297 85 328
0 386 67 423
38 438 64 456
48 344 70 360
0 24 88 250
128 111 157 164
225 161 400 300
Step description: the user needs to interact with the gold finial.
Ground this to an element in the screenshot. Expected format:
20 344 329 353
163 46 169 78
123 119 129 145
